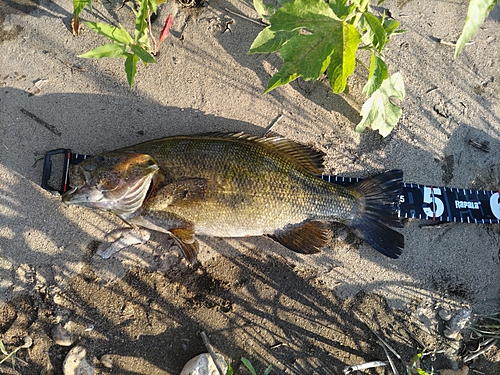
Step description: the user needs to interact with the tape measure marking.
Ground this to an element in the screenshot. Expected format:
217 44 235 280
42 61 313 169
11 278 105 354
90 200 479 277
322 174 500 224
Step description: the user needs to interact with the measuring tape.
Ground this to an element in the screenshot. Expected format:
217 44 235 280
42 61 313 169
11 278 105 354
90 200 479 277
41 149 500 224
322 175 500 224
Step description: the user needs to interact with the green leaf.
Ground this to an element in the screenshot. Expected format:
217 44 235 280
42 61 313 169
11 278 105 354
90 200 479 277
125 53 140 88
416 369 431 375
360 12 386 52
328 0 354 20
248 27 298 54
455 0 497 57
269 0 338 32
356 72 405 137
130 44 156 64
264 365 273 375
73 0 92 19
265 32 335 92
382 18 401 37
327 21 360 93
262 0 343 92
78 43 127 59
225 362 233 375
362 52 388 96
254 0 276 20
411 352 423 369
134 0 149 43
241 357 257 375
148 0 157 14
0 340 7 355
83 22 133 44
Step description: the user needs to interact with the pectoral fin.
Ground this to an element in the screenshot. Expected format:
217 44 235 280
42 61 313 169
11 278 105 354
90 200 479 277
272 220 331 254
154 178 207 208
169 228 199 264
127 214 199 264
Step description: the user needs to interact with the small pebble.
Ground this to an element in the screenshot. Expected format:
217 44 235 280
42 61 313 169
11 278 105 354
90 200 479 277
53 293 65 306
51 323 73 346
180 353 227 375
100 354 113 369
63 346 95 375
444 308 472 340
438 308 452 321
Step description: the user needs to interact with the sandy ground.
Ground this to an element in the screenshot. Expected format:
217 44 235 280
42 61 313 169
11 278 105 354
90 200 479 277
1 0 500 374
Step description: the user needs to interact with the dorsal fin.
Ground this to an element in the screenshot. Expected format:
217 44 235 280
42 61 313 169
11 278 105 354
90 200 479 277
199 132 325 175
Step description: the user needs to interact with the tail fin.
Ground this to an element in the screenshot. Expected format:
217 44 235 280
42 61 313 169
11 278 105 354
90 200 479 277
350 170 404 258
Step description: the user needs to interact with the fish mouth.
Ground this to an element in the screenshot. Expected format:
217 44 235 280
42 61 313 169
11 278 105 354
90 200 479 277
62 186 106 206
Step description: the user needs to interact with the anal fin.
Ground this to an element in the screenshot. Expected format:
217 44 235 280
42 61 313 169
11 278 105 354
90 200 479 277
272 220 331 254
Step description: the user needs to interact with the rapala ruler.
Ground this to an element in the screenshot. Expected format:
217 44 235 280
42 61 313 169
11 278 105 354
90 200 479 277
323 175 500 224
41 149 500 224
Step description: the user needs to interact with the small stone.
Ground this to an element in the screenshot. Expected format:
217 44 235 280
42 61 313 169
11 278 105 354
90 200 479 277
51 323 73 346
438 308 452 321
53 293 65 306
100 354 113 369
443 328 462 341
180 353 227 375
63 346 95 375
444 308 472 340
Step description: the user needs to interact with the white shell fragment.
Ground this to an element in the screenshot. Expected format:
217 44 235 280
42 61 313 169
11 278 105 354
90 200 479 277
97 228 151 259
63 346 96 375
180 353 228 375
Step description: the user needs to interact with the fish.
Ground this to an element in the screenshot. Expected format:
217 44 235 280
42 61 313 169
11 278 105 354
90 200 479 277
62 132 404 262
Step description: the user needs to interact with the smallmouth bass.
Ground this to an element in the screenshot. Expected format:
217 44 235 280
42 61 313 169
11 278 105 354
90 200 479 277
62 133 404 262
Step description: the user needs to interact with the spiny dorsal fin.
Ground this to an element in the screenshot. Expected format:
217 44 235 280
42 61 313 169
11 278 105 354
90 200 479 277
272 220 332 254
199 132 325 175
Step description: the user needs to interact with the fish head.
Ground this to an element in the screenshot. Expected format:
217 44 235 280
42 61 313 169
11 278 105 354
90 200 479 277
62 151 162 218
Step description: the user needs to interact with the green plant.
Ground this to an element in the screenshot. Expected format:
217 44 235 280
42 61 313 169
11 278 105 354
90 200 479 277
0 337 32 367
226 357 272 375
72 0 172 87
406 350 435 375
455 0 498 57
249 0 405 137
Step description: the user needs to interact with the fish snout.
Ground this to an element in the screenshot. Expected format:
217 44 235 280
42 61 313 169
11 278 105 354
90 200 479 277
62 186 105 206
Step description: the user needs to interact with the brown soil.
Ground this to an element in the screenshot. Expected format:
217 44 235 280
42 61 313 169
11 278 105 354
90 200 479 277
1 242 499 374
